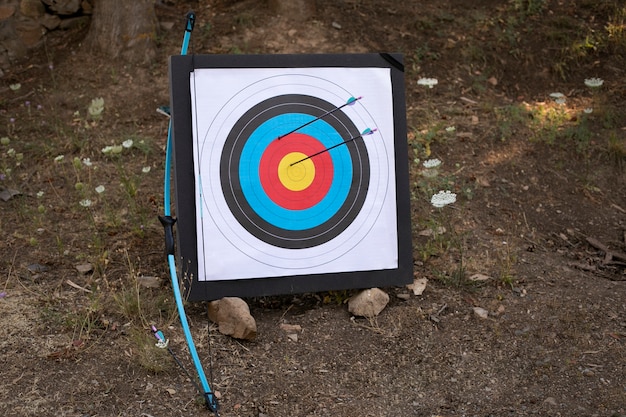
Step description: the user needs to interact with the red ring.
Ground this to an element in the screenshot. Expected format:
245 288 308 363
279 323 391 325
259 133 333 210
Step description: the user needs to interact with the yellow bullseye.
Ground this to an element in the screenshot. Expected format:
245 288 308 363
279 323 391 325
278 152 315 191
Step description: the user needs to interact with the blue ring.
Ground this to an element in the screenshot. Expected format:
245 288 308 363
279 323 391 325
240 114 352 230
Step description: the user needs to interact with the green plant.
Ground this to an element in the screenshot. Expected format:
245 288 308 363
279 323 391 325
493 104 529 141
497 242 517 288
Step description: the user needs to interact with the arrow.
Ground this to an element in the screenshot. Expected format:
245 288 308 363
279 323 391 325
277 96 362 140
290 128 377 166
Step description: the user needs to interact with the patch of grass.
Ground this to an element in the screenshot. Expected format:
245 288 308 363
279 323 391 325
129 327 172 373
493 104 530 141
607 131 626 166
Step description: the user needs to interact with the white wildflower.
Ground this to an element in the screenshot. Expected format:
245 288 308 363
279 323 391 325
423 158 442 168
142 166 151 174
445 126 456 133
95 185 105 194
583 107 593 114
79 199 92 207
417 77 438 88
431 190 457 208
122 139 133 149
9 83 21 91
549 92 564 99
88 97 105 118
54 155 64 163
584 78 603 88
82 158 93 166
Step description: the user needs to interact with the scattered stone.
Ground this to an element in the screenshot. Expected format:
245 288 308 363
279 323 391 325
41 13 61 30
208 297 257 340
468 273 491 282
27 263 48 273
280 323 301 342
543 397 557 406
332 21 342 30
407 277 428 295
0 5 16 20
42 0 81 15
20 0 45 19
473 306 489 319
0 187 21 201
58 15 90 30
137 275 161 289
396 293 411 300
75 263 93 275
279 323 302 333
347 288 389 318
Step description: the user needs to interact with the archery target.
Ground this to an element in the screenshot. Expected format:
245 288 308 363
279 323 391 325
221 94 370 249
190 68 398 280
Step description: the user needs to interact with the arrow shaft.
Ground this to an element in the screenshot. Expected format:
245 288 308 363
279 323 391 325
290 128 376 166
277 96 362 140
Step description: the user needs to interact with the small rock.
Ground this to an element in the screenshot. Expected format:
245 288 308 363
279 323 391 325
332 21 342 30
75 263 93 275
137 275 160 288
0 5 16 20
42 0 81 15
473 306 489 319
0 187 21 201
407 278 428 295
396 293 410 300
27 263 48 273
279 323 302 333
41 13 61 30
286 333 298 342
20 0 45 19
543 397 557 406
208 297 257 340
468 273 491 282
347 288 389 318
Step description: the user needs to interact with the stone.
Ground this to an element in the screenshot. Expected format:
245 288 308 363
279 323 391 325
407 277 428 295
14 19 43 47
473 306 489 319
75 263 93 274
42 0 81 15
208 297 257 340
41 13 61 30
20 0 45 19
0 5 16 21
347 288 389 318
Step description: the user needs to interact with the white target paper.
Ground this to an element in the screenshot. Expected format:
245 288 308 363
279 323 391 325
189 67 397 281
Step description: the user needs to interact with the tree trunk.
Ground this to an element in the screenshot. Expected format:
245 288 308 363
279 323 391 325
268 0 316 22
84 0 157 64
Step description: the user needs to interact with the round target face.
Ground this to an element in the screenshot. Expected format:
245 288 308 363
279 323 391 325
196 72 391 271
221 94 370 249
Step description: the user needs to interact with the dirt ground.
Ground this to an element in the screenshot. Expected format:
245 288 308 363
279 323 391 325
1 1 625 416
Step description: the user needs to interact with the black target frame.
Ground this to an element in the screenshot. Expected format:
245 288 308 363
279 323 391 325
169 53 411 301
